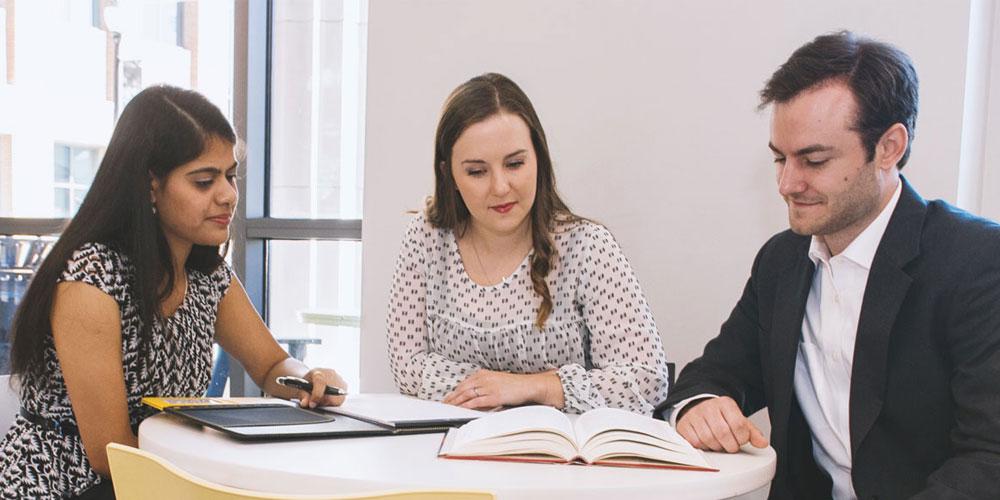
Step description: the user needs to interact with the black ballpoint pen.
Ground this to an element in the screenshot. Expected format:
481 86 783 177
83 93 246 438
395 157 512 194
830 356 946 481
276 376 348 396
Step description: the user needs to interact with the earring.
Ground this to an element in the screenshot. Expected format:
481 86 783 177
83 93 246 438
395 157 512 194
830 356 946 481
152 204 158 215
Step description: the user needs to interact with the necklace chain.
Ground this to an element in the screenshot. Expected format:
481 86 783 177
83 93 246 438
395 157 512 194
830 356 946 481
469 233 497 285
468 228 533 285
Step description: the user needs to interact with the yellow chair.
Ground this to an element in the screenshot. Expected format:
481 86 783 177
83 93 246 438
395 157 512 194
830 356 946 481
106 443 495 500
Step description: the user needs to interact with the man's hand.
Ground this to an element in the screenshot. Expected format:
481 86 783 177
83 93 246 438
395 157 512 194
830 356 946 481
676 396 768 453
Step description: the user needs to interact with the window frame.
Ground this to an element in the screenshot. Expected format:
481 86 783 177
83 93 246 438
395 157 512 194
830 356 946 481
227 0 364 396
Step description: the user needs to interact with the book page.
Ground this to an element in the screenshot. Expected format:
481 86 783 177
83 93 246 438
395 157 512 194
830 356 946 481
574 407 709 468
446 405 578 461
584 429 694 454
583 434 711 468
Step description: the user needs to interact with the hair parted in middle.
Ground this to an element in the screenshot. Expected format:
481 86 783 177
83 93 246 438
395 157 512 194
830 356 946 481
7 85 236 380
427 72 580 330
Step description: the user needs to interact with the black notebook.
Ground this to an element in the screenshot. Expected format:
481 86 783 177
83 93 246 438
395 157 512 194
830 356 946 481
141 396 447 441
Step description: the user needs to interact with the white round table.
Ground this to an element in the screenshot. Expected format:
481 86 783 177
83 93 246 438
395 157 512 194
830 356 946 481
139 412 775 500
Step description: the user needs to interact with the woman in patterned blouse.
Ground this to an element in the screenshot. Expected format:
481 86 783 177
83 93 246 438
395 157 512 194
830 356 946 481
0 86 347 499
387 73 670 416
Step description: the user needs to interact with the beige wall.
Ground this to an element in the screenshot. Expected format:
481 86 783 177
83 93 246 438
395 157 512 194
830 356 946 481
360 0 980 395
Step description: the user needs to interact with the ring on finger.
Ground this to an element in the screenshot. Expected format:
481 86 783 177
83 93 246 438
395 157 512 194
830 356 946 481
473 386 481 397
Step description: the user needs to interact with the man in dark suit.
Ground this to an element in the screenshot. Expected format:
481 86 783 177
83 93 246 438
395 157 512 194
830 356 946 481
657 31 1000 499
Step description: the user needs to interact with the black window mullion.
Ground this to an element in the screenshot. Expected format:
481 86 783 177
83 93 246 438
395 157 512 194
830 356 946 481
227 0 271 397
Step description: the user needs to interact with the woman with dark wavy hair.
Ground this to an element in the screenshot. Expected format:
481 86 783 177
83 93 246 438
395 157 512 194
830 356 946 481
386 73 669 415
0 85 346 499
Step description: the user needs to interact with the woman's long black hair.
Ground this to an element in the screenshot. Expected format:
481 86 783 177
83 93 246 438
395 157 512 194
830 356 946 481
9 85 236 379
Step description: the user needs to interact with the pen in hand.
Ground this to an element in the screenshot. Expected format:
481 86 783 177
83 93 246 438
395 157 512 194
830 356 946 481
276 376 348 397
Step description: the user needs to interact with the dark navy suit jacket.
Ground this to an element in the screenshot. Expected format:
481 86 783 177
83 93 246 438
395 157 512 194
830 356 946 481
658 178 1000 499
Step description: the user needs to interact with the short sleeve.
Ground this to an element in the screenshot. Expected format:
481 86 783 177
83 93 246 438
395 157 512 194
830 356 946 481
58 242 126 298
208 261 233 301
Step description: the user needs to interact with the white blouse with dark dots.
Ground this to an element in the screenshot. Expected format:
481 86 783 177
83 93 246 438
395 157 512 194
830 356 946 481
387 213 670 415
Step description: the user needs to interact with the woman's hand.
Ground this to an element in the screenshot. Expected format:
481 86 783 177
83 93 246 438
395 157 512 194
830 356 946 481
295 367 348 408
442 369 565 410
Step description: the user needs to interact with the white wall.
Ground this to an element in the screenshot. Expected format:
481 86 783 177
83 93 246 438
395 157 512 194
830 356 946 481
979 1 1000 221
360 0 978 392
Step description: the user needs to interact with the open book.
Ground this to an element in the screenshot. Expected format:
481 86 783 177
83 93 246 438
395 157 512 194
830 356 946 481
438 405 716 471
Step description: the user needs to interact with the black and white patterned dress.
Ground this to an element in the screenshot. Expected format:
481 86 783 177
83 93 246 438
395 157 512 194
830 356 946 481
387 214 670 415
0 242 231 498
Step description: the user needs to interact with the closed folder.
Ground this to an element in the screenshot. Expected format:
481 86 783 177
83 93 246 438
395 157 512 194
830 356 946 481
142 396 392 440
320 393 485 430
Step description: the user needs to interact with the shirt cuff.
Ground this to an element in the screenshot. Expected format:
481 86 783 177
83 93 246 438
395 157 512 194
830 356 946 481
668 393 718 427
555 364 592 414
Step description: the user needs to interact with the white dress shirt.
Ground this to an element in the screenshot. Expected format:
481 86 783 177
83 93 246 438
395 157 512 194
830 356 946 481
794 181 902 500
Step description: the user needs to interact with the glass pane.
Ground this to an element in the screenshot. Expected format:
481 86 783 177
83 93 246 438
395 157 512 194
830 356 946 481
54 188 70 216
54 145 70 182
0 1 234 218
70 148 96 184
71 188 88 213
267 239 362 391
269 0 365 219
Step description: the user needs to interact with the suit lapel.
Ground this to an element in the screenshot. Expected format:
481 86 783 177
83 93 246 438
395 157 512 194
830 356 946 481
770 241 815 447
849 178 925 455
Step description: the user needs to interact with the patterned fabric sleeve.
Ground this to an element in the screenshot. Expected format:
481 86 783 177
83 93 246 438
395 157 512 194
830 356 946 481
58 243 123 297
386 215 480 399
209 260 234 300
558 224 670 415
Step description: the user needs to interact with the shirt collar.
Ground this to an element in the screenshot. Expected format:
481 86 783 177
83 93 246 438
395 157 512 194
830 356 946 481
808 180 903 269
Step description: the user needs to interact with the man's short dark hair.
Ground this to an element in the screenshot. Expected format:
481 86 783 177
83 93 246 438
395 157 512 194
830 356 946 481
760 31 919 168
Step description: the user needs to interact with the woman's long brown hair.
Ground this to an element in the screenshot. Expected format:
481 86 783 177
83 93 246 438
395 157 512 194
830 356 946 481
427 73 579 330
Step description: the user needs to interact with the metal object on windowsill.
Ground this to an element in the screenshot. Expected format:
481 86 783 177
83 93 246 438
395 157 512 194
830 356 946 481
296 308 361 329
205 309 359 397
275 337 322 362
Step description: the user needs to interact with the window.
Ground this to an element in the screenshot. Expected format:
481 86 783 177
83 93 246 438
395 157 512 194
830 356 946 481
53 144 99 217
268 240 363 391
53 0 95 27
269 0 364 220
226 0 367 395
